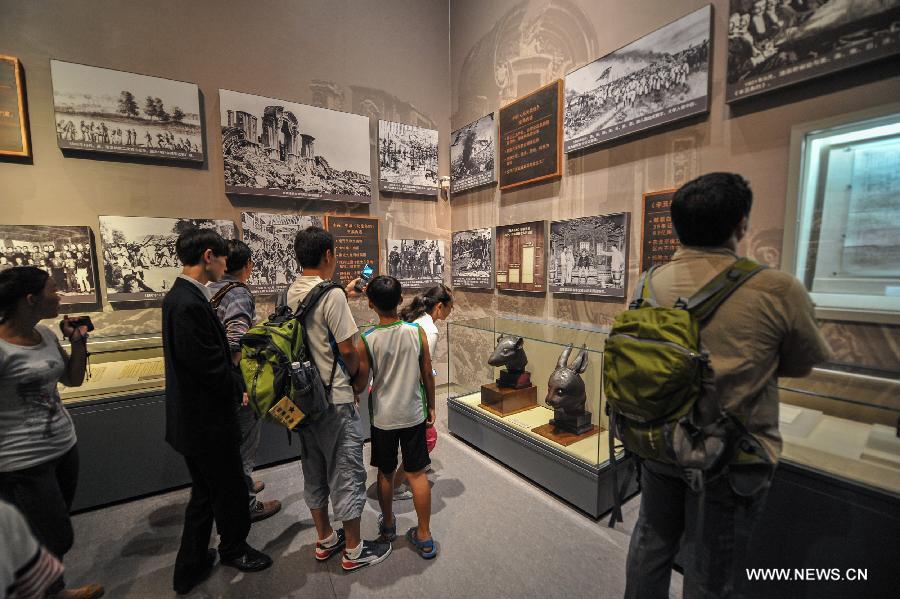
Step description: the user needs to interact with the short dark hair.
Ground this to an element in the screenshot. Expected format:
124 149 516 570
225 239 252 274
0 267 49 322
175 228 227 266
366 275 402 313
294 226 334 269
671 172 753 247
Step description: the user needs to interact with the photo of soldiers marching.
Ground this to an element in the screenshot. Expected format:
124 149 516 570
450 113 496 193
0 225 97 304
241 212 322 294
378 121 439 195
387 239 445 289
451 228 493 289
51 60 203 161
100 217 235 301
564 6 711 152
549 214 629 297
727 0 900 101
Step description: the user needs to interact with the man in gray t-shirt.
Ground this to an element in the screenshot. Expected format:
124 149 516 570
287 226 391 572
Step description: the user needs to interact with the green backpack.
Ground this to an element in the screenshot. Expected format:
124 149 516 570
239 281 341 429
602 258 766 522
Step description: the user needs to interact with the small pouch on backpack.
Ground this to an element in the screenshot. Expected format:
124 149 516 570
727 433 775 497
289 360 330 427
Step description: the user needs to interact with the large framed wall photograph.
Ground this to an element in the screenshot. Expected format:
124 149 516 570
640 189 679 272
549 214 629 297
100 216 236 302
495 221 546 293
498 81 563 191
386 239 445 289
564 5 712 153
325 215 381 288
241 212 322 295
727 0 900 102
0 225 97 304
220 89 371 202
0 56 30 157
378 120 438 196
50 60 203 161
451 228 493 289
450 113 496 193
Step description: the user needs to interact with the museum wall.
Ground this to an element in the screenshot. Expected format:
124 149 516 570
448 0 900 373
0 0 453 376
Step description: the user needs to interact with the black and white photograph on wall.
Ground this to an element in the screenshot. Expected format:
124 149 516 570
0 225 97 304
450 113 496 193
563 5 712 153
549 213 629 297
727 0 900 102
220 89 371 202
241 212 322 294
100 216 236 302
386 239 445 289
451 228 493 289
50 60 203 161
378 120 439 196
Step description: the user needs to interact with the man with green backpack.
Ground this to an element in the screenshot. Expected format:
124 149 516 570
604 173 830 598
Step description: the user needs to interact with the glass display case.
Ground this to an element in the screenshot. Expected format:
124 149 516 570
446 316 634 518
777 369 900 495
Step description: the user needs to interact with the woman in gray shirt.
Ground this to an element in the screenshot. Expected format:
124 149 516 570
0 267 102 599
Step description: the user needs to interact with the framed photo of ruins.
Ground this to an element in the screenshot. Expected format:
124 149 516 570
498 80 563 191
0 55 30 157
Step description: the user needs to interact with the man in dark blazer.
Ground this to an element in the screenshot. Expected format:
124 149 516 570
163 228 272 595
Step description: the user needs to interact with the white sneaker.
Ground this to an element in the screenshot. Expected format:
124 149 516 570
393 484 413 500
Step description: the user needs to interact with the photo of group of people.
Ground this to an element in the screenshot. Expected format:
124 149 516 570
241 212 322 294
0 225 97 304
451 228 493 289
387 239 445 289
378 120 439 195
549 214 629 297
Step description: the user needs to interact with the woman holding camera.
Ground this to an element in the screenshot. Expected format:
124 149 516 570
0 266 103 599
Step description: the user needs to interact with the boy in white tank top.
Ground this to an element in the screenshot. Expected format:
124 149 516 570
358 276 437 559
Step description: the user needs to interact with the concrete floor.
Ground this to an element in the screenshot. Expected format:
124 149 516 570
64 413 683 598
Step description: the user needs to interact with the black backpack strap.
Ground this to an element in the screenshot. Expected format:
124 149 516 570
209 281 247 310
686 258 766 323
607 410 624 527
295 281 345 392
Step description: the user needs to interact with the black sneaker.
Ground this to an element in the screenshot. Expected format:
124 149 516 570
377 513 397 542
315 528 345 561
341 540 392 572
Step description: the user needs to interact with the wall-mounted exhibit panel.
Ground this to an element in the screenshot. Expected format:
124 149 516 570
50 60 203 161
99 216 236 302
640 189 678 272
727 0 900 102
241 212 322 295
451 228 494 289
378 120 438 196
325 215 381 288
0 225 98 304
0 55 29 157
548 213 629 297
220 89 371 202
564 4 711 152
496 221 545 293
498 80 562 190
450 113 496 193
386 239 445 289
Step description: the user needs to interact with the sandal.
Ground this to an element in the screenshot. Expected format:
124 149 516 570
405 526 437 559
377 513 396 542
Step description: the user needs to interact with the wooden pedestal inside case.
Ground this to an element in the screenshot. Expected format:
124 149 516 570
479 383 538 417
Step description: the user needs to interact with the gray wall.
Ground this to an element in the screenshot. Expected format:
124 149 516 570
448 0 900 373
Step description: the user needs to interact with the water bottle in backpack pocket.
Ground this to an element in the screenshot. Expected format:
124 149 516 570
289 360 330 425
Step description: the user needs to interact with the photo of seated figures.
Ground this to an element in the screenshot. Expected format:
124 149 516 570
386 239 445 289
240 212 322 294
378 120 439 196
549 213 629 297
0 225 98 304
100 216 236 302
727 0 900 101
564 5 711 152
452 228 493 289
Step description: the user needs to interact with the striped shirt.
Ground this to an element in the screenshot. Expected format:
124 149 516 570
362 321 426 430
1 500 63 599
208 276 256 354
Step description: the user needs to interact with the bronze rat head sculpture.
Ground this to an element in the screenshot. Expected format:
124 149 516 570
488 334 528 373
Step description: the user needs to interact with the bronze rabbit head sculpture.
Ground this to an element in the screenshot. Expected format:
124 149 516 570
545 345 588 417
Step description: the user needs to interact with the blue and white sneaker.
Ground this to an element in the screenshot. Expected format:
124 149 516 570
315 528 345 561
377 513 397 542
342 540 392 572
